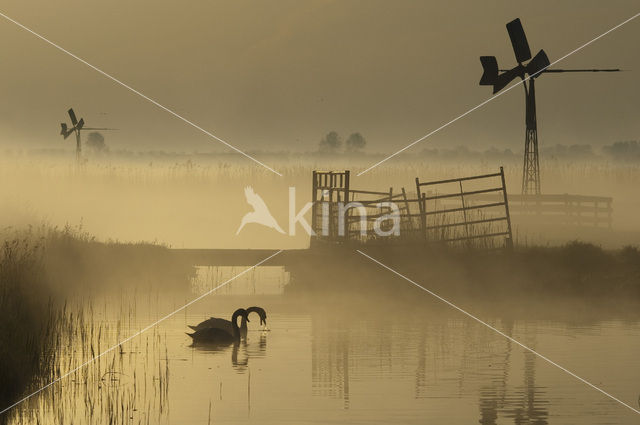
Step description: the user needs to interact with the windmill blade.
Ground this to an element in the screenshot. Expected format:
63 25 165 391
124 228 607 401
77 118 84 130
68 108 78 126
493 66 522 94
506 18 532 63
479 56 499 85
525 49 550 77
60 123 72 139
542 68 621 73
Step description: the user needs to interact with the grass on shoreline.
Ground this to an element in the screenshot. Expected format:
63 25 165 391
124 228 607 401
0 226 194 411
286 241 640 304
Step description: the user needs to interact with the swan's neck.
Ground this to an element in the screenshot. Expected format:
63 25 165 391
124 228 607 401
231 313 242 339
240 316 248 331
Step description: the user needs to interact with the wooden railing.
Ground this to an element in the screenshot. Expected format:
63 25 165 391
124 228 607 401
486 193 613 228
310 168 515 248
311 171 350 240
414 167 513 247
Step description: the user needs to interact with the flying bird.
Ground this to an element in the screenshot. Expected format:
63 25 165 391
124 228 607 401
236 186 285 235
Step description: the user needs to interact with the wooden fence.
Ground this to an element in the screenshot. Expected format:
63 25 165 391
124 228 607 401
413 167 513 248
506 194 612 228
311 168 513 248
468 193 613 228
311 170 350 240
311 170 409 242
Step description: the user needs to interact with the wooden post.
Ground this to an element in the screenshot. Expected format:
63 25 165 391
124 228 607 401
385 187 393 236
500 166 514 250
421 193 427 240
329 173 335 240
311 171 318 235
459 180 469 241
344 171 350 203
415 177 427 240
401 187 413 233
344 171 350 241
75 130 82 164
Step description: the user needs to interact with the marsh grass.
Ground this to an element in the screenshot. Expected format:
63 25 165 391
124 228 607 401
9 296 171 425
1 154 639 249
0 232 53 408
287 241 640 305
0 226 189 424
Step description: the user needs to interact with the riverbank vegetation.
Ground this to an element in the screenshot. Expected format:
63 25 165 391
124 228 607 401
286 242 640 308
0 226 193 411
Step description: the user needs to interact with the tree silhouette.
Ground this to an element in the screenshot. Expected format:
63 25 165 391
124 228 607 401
319 131 342 153
603 141 640 161
346 132 366 152
86 132 107 153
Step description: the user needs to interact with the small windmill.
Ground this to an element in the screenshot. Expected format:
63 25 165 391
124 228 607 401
479 18 620 195
60 108 116 162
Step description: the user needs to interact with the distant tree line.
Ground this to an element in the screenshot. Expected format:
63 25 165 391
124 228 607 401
602 141 640 162
314 132 640 162
318 131 367 153
417 141 640 162
11 136 640 162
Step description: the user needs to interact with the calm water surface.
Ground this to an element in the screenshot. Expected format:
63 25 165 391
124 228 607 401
7 272 640 425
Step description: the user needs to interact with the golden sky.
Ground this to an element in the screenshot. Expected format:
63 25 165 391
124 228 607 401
0 0 638 152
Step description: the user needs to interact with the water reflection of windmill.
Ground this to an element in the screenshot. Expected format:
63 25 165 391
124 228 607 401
480 18 620 195
60 108 117 162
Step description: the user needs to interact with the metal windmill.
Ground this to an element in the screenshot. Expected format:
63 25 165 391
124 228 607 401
60 108 116 162
479 18 619 195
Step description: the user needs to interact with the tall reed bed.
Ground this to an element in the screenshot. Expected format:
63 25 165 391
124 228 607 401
0 226 189 423
0 228 55 410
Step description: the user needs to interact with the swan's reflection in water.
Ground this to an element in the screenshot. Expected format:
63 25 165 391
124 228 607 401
176 309 640 424
10 296 639 425
189 332 268 373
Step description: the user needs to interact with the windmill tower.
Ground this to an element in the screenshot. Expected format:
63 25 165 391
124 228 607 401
479 18 619 195
60 108 116 163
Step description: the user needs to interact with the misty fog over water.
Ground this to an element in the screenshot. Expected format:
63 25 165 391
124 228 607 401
1 1 640 423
